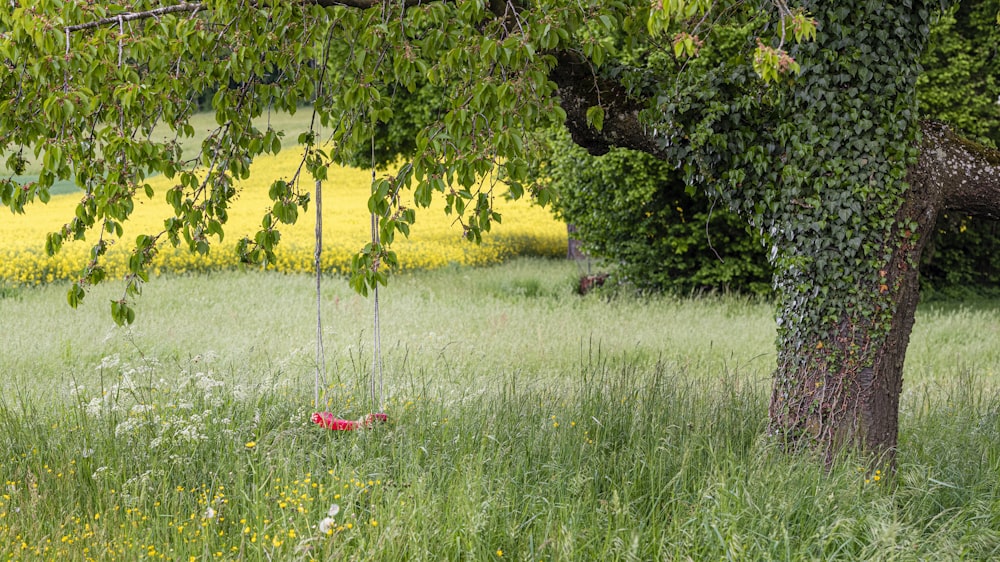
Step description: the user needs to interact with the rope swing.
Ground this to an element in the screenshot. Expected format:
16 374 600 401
311 132 388 431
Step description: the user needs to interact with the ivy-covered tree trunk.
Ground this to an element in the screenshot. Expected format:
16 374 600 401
551 0 1000 460
770 123 1000 460
754 0 924 460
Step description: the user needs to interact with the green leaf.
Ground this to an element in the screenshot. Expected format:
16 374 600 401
586 105 605 131
110 300 135 327
67 283 85 309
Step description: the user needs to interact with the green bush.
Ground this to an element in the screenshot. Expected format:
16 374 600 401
545 131 772 295
921 215 1000 300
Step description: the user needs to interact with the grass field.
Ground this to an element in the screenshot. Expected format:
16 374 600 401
1 260 999 560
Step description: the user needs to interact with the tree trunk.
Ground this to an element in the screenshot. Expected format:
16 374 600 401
768 139 942 461
566 224 586 259
767 122 1000 460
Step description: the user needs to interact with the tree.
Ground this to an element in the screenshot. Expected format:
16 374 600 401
2 0 999 460
918 1 999 147
547 0 1000 299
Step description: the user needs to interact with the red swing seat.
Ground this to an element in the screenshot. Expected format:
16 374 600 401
311 411 388 431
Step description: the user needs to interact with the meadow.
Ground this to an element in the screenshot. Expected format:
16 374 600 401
1 260 999 561
3 112 1000 560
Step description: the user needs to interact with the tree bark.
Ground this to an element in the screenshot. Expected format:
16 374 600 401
767 122 968 461
549 52 671 160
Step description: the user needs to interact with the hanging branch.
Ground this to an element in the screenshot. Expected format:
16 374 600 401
64 3 203 32
62 0 444 34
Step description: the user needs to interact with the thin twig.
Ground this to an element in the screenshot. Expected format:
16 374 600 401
706 197 724 263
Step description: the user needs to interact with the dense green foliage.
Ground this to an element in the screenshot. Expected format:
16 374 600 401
546 131 772 294
917 0 1000 298
540 20 777 295
549 0 999 301
923 215 1000 299
918 1 1000 147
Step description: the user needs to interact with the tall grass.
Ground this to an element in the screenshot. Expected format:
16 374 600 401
1 260 999 560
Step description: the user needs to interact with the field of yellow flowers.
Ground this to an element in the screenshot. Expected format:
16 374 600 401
0 149 567 284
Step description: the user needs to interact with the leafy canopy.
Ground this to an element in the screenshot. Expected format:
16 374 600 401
2 0 812 324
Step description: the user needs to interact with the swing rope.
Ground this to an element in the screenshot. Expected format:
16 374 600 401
370 135 385 415
309 21 387 429
314 177 325 411
310 125 388 430
370 210 384 413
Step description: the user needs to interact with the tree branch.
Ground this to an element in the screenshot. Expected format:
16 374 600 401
64 3 203 32
919 121 1000 220
63 0 435 33
548 51 669 159
314 0 431 7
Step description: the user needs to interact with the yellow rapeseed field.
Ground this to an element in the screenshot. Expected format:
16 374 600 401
0 150 567 284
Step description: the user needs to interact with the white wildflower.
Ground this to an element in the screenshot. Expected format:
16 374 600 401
328 504 340 517
232 384 249 401
319 517 335 534
114 417 143 437
175 424 206 442
85 397 104 417
96 354 120 371
193 372 224 391
119 372 136 391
